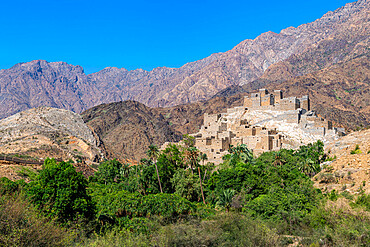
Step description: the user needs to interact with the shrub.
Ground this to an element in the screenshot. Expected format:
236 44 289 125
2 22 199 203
317 173 336 184
88 183 195 223
28 158 96 223
350 145 362 154
152 213 280 247
81 228 149 247
307 198 370 246
0 177 21 195
325 165 334 172
340 191 353 200
351 193 370 211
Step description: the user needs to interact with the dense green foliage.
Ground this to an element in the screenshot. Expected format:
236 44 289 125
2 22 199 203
0 140 369 246
208 146 323 223
93 159 124 184
88 183 195 223
28 158 96 223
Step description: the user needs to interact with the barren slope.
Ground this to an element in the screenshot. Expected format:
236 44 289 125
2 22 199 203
0 107 102 163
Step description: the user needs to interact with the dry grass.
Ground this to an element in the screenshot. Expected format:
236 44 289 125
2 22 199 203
0 194 75 247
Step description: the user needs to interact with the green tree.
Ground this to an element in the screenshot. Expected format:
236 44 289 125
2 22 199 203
28 158 96 223
200 152 208 167
94 159 123 184
272 151 285 167
138 160 160 194
199 153 208 204
171 169 201 202
147 144 163 193
297 158 316 177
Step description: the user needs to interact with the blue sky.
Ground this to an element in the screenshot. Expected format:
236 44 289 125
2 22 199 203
0 0 354 74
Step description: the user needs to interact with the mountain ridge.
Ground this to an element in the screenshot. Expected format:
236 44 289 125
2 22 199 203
0 0 368 122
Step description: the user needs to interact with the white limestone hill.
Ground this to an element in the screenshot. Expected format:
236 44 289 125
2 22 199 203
0 107 103 163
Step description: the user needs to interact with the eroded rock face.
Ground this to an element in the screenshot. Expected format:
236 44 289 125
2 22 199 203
0 107 102 163
0 0 368 119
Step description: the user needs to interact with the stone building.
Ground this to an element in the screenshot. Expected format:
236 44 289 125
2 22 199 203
243 88 310 112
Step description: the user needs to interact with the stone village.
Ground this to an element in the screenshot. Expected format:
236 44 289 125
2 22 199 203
163 88 343 165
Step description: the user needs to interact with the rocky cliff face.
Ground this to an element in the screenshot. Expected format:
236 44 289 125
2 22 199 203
0 0 368 118
82 101 183 161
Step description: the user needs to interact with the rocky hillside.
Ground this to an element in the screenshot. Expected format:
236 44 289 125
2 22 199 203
82 101 183 161
0 107 102 163
314 129 370 194
0 0 368 119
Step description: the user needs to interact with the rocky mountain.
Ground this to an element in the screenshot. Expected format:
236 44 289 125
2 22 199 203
0 60 105 119
0 107 102 163
0 0 368 119
88 0 369 108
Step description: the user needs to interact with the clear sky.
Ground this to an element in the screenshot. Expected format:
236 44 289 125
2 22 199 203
0 0 355 74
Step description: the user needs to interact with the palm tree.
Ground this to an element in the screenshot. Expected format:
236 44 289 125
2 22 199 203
119 163 131 178
227 144 253 166
217 189 235 212
272 151 285 167
198 167 206 204
199 152 208 181
298 158 316 177
147 144 163 193
184 147 200 174
200 153 208 166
